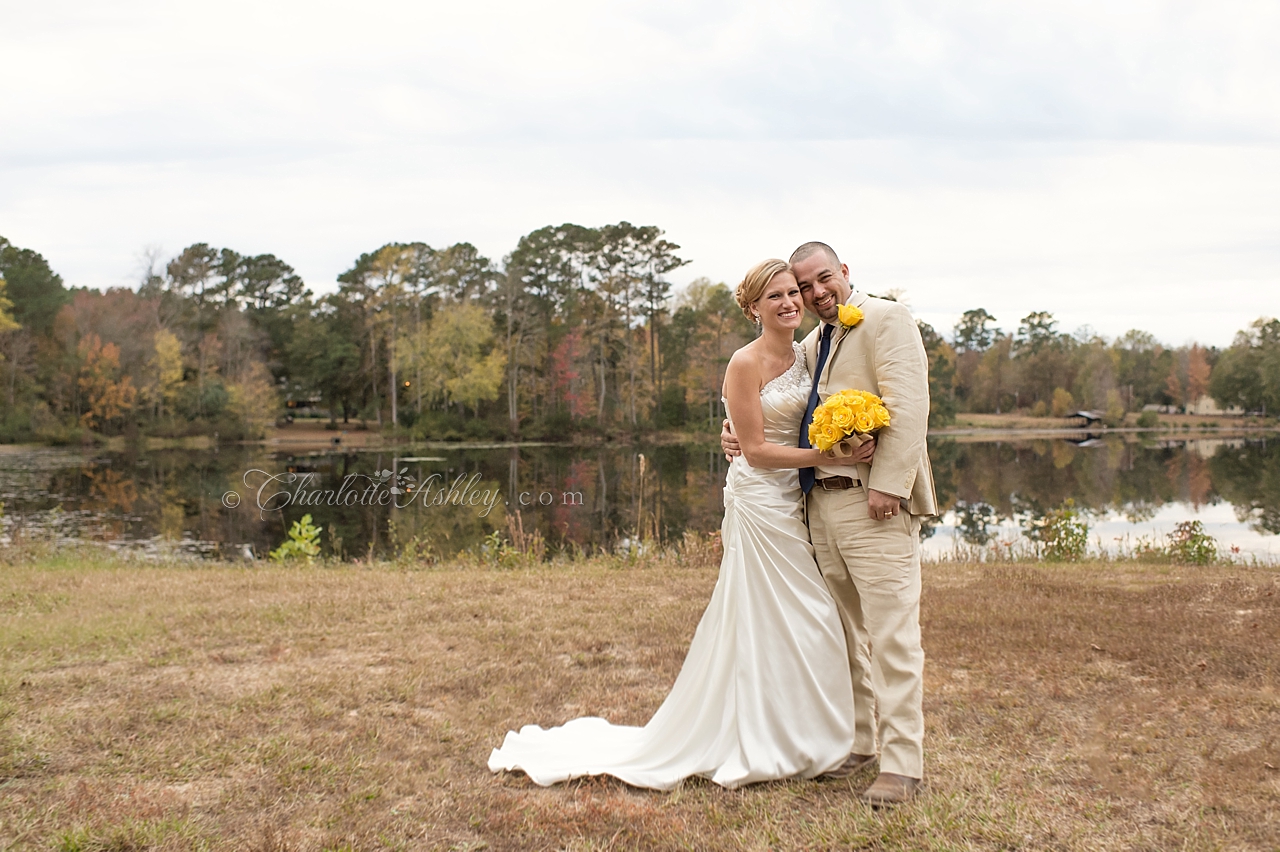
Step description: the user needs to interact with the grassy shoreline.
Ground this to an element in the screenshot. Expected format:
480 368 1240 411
2 410 1274 454
2 547 1278 850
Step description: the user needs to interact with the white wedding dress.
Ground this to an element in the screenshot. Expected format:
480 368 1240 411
488 342 854 789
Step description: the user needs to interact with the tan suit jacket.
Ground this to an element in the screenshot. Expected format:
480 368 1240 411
801 291 938 516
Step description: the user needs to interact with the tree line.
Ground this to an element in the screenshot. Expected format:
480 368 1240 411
923 307 1279 426
0 230 1274 444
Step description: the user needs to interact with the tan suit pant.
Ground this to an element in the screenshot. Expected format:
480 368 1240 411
807 487 924 779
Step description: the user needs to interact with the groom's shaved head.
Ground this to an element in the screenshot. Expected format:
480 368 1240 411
789 241 841 268
790 242 850 323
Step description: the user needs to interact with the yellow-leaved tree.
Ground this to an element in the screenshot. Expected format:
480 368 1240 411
0 277 18 334
227 361 278 439
1051 387 1075 418
415 303 506 415
146 329 184 420
0 278 19 411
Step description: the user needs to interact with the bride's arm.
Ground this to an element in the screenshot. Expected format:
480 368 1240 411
723 352 861 471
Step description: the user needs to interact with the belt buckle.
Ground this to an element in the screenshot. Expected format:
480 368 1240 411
819 476 860 491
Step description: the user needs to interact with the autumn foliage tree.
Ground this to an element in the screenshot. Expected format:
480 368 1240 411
671 279 749 428
77 334 137 431
144 329 184 421
0 277 17 335
403 302 507 417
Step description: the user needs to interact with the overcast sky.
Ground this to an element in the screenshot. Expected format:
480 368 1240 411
3 0 1277 346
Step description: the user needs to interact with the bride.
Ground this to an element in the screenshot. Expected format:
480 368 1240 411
488 259 874 789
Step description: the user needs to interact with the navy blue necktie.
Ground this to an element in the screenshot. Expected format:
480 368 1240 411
799 323 835 494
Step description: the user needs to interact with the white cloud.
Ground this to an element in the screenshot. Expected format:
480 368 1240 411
2 0 1278 346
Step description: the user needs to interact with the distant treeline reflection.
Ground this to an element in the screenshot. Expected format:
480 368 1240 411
1 435 1276 559
929 435 1278 545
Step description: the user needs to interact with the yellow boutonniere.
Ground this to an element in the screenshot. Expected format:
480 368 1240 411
837 304 864 328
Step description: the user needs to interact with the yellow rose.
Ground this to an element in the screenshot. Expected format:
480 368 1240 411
808 422 826 450
830 406 854 430
837 304 864 328
820 423 842 448
872 405 891 427
854 412 874 433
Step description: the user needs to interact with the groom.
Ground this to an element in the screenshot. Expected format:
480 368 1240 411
722 241 937 806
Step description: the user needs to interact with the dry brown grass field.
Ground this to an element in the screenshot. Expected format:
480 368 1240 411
1 544 1277 851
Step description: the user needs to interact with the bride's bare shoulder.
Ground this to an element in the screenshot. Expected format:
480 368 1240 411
724 342 764 391
726 342 762 373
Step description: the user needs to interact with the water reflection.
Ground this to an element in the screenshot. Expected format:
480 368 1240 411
1210 441 1280 535
0 444 733 560
926 434 1279 557
0 432 1276 559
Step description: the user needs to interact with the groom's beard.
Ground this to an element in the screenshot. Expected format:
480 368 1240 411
809 295 843 323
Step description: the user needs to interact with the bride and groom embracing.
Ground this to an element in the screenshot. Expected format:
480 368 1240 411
489 241 938 807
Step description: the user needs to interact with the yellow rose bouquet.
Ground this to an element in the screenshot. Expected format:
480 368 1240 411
807 389 890 456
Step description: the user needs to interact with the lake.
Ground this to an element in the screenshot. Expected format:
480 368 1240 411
1 431 1277 561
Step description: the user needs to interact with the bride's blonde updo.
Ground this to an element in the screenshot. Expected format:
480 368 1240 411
735 259 792 323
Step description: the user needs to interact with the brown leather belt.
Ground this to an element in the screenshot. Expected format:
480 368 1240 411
817 476 861 490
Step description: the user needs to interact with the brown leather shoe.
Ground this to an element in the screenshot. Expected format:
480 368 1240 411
859 772 920 806
820 753 877 779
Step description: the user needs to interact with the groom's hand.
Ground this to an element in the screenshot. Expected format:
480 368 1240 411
721 419 741 461
851 435 876 464
868 489 902 521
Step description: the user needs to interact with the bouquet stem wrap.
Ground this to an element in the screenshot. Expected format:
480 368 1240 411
826 432 871 458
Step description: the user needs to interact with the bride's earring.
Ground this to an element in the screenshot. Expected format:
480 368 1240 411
752 311 761 324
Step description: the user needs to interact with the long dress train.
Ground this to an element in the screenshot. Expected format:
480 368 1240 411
488 342 853 789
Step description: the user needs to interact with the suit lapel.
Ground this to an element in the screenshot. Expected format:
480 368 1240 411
818 291 867 393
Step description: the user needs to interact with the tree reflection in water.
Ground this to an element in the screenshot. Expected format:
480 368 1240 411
953 502 1000 546
0 434 1275 559
926 434 1279 556
1209 438 1280 534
